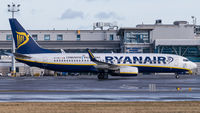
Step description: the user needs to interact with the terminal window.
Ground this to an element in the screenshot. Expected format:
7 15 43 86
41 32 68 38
125 31 149 43
6 34 12 41
57 34 63 40
109 34 114 40
77 34 81 40
195 26 200 34
32 34 38 41
44 34 50 40
9 67 19 72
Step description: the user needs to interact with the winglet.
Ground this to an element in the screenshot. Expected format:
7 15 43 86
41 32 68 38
87 48 96 61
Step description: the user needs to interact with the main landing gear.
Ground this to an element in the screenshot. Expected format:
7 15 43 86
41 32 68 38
98 73 108 80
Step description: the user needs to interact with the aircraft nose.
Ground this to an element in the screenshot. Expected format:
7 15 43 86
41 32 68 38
188 62 198 75
192 62 198 69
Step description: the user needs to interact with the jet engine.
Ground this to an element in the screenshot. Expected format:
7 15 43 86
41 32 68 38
111 66 138 76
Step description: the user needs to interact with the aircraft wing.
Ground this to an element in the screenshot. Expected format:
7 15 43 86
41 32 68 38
87 49 119 70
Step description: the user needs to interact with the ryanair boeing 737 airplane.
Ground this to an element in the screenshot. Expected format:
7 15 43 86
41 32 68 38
9 18 197 79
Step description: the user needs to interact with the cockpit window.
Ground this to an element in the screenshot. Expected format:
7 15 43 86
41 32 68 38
183 59 189 62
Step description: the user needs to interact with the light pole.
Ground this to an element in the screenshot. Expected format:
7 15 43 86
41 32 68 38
192 16 197 34
8 3 20 77
191 16 197 25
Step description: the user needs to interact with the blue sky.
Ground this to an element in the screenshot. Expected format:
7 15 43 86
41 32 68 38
0 0 199 30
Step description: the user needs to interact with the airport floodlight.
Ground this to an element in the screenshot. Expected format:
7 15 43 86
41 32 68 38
7 3 20 18
191 16 197 25
7 2 20 77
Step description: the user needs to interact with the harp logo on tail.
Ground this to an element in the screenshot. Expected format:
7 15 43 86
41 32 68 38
16 32 29 49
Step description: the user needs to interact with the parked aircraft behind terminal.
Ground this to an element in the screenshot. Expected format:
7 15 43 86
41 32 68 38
9 18 197 79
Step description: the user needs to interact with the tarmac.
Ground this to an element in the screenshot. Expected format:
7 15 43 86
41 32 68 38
0 74 199 102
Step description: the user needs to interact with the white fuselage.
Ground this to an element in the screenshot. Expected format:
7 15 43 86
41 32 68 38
16 53 197 74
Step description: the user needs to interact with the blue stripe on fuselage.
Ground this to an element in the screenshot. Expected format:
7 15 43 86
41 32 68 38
16 58 189 73
16 58 97 72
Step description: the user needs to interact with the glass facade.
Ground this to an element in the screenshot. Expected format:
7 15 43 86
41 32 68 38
156 46 200 61
195 25 200 34
126 47 150 53
118 29 152 53
156 46 199 56
44 34 50 40
57 34 63 40
124 31 150 43
0 49 11 55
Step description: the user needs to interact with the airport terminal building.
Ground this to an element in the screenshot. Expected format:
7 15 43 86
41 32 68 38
0 20 200 76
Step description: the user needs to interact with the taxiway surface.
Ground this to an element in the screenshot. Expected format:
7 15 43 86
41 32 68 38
0 75 199 102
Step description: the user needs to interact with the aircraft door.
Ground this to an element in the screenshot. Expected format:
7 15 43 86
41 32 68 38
174 58 179 66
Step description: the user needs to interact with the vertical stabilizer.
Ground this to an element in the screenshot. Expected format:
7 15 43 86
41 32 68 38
9 18 56 54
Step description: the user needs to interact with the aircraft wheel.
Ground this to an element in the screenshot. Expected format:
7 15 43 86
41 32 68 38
98 73 104 80
98 73 108 80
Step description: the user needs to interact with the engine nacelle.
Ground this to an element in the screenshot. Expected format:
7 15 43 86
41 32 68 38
111 66 138 76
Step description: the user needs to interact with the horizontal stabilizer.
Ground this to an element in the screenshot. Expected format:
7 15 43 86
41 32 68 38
4 52 14 57
13 53 31 59
4 52 31 59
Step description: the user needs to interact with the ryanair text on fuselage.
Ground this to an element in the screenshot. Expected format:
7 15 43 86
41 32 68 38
105 56 174 64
